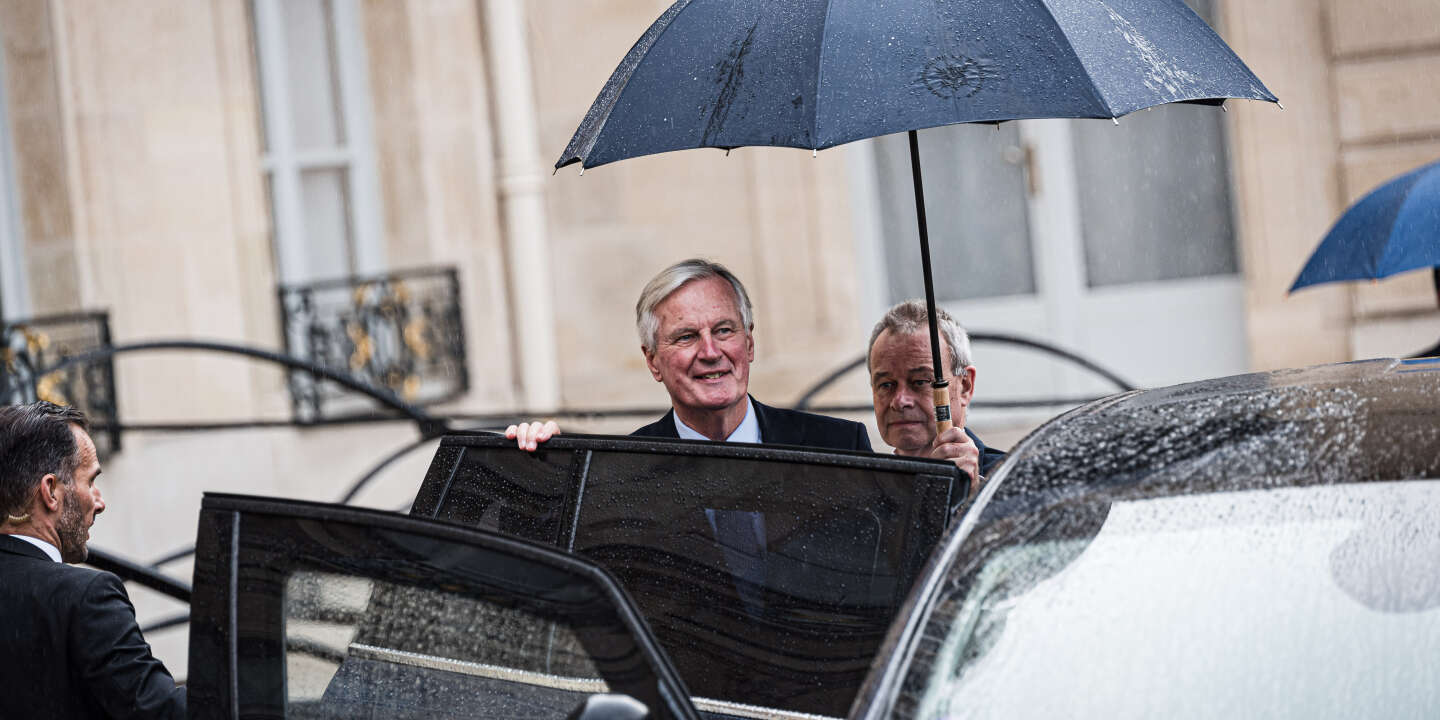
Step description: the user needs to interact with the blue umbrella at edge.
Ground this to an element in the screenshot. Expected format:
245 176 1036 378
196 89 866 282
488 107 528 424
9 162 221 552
558 0 1279 434
1291 158 1440 293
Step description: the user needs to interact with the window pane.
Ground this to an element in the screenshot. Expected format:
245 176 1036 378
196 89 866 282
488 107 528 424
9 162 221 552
281 0 345 150
875 125 1036 303
1071 105 1237 288
1070 0 1236 288
300 168 353 279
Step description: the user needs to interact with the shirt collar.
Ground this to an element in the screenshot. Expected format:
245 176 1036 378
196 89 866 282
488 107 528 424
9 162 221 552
673 396 761 443
11 533 62 563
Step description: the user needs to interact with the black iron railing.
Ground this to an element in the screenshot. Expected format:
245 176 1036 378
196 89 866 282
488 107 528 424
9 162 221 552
278 266 468 423
0 311 120 455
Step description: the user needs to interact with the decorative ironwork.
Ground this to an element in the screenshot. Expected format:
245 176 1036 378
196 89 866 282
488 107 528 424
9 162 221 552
0 311 121 455
279 266 468 423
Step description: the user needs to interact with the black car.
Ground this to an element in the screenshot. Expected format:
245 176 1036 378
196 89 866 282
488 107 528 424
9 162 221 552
180 358 1440 718
851 356 1440 719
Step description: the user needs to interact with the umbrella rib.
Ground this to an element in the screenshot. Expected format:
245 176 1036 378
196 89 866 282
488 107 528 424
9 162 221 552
809 0 841 148
1030 0 1118 118
1370 179 1416 278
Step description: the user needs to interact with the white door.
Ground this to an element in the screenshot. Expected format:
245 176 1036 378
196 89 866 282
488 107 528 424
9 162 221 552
0 32 27 321
859 82 1247 409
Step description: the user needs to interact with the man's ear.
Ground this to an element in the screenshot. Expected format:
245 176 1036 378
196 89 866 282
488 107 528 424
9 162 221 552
953 365 977 407
643 346 664 382
745 325 755 362
37 474 62 512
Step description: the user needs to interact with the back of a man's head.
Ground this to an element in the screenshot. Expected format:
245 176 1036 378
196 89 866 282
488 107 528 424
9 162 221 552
0 402 90 520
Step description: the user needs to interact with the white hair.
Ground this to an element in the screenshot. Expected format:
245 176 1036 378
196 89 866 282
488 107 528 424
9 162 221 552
866 299 971 374
635 259 754 351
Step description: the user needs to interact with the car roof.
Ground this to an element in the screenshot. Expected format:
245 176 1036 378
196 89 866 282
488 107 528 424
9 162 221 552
985 357 1440 513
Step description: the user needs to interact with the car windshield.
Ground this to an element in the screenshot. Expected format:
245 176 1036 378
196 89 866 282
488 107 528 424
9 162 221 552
905 480 1440 719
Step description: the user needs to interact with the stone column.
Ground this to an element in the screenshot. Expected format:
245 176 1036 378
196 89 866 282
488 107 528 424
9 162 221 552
1219 0 1350 369
482 0 560 411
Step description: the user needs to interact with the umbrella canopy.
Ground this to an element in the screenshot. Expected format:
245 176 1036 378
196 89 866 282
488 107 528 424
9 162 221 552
557 0 1277 170
1291 159 1440 293
557 0 1276 435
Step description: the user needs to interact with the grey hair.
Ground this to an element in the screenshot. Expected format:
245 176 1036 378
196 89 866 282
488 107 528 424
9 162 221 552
0 402 90 519
635 258 754 351
866 299 971 375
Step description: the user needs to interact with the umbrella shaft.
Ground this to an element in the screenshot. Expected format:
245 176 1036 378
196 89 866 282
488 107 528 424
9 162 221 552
908 130 952 429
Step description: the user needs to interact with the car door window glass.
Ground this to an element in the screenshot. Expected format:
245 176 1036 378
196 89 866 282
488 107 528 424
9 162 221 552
283 571 604 717
187 497 697 720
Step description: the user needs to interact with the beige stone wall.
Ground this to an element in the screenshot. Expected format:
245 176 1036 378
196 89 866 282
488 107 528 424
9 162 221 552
0 0 82 313
1 0 280 421
1222 0 1440 368
1220 0 1350 370
2 0 1432 419
362 0 521 411
1326 0 1440 358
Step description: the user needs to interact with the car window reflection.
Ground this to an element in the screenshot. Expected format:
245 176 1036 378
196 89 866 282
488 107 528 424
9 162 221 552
909 482 1440 720
283 570 606 718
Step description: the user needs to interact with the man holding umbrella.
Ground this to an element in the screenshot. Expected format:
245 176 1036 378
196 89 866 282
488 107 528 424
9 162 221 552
508 258 872 451
868 300 1005 493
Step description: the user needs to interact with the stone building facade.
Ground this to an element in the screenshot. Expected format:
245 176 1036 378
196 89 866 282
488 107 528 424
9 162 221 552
0 0 1435 673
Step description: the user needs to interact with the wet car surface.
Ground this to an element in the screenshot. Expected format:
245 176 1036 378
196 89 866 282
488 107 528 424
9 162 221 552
852 357 1440 719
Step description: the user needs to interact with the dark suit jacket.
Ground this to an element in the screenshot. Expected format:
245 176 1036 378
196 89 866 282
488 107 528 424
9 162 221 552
970 428 1007 478
632 396 873 452
0 534 186 720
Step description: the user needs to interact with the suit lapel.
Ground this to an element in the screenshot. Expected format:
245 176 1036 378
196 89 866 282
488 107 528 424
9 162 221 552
653 410 681 438
751 397 802 446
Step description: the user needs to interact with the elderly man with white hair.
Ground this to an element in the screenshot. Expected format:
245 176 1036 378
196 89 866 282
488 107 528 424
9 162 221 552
867 300 1006 492
509 258 871 451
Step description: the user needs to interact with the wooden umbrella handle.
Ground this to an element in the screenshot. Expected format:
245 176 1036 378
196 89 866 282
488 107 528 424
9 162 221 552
933 386 954 434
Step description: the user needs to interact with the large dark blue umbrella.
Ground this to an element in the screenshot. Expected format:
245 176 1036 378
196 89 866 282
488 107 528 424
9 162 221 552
558 0 1277 432
1290 159 1440 293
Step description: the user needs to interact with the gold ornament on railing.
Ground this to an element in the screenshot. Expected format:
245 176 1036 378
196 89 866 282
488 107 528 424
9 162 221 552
23 327 50 355
346 323 374 372
401 374 420 400
403 316 430 360
36 370 69 406
351 282 375 308
389 280 411 306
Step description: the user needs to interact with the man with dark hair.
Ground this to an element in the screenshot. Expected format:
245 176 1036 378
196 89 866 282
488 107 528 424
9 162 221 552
0 401 186 719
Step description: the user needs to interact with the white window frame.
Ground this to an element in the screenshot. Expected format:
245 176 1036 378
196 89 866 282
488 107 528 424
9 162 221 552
0 31 29 321
252 0 384 284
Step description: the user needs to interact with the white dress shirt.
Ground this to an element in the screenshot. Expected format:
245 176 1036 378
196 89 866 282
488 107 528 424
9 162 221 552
11 533 62 562
673 396 761 443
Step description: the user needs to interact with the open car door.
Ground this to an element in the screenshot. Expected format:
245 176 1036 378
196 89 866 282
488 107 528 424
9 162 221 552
185 493 701 720
411 433 962 718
